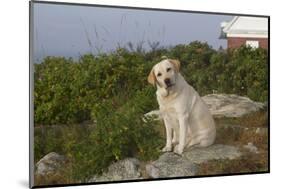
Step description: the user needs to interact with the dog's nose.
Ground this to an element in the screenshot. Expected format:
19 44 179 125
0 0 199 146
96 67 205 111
164 78 171 85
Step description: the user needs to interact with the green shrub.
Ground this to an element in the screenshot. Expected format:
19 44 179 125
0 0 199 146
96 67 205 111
34 57 93 124
34 52 156 124
34 88 163 181
82 89 162 178
34 43 267 125
175 44 268 102
227 46 268 102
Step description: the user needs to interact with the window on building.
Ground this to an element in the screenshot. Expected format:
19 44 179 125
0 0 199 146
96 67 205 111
246 40 259 48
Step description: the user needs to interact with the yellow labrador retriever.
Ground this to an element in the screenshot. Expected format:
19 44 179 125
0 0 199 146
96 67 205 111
148 59 216 155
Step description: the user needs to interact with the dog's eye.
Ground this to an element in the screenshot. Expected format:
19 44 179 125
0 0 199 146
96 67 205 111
167 68 171 72
157 73 162 77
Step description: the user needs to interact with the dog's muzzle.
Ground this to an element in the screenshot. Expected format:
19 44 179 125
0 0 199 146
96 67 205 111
164 78 175 89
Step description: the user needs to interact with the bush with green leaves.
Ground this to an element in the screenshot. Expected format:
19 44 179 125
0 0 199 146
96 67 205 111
82 88 162 177
226 46 268 101
34 42 268 125
34 87 163 181
168 43 268 102
34 51 155 124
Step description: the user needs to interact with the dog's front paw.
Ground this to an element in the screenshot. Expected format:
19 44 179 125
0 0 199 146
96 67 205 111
173 144 184 155
162 145 172 152
172 139 178 146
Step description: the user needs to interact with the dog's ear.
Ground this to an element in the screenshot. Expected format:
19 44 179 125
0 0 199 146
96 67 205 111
169 59 181 72
147 68 156 86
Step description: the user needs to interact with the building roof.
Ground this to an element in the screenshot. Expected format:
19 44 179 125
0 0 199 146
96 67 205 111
220 16 268 39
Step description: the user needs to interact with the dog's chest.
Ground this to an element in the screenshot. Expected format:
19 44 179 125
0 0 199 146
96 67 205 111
159 101 178 118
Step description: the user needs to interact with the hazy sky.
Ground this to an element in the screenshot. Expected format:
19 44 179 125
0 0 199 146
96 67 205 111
32 2 233 61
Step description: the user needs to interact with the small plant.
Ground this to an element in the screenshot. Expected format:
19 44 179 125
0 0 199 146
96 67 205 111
67 89 163 181
85 90 162 178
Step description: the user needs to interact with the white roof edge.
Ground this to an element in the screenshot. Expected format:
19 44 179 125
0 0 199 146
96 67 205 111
227 29 268 34
222 16 239 33
221 16 268 38
227 33 268 38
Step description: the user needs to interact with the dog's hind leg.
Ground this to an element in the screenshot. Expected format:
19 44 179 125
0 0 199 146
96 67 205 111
186 136 214 149
186 137 200 149
198 138 213 147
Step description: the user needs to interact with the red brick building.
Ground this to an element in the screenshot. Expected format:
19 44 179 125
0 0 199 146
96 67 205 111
220 16 268 49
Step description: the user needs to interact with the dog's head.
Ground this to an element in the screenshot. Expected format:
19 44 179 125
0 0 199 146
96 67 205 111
148 59 180 89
